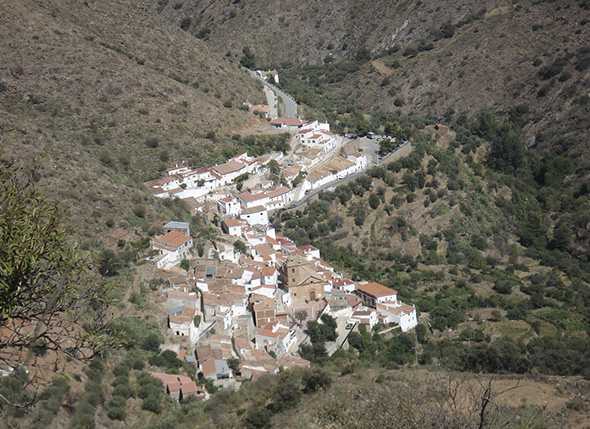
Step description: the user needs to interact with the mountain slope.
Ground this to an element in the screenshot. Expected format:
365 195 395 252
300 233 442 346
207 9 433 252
160 0 590 261
0 0 263 239
159 0 590 157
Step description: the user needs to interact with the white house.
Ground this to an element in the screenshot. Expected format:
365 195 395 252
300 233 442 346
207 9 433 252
350 309 378 330
266 186 294 210
165 290 201 344
222 217 244 237
377 303 418 332
252 244 276 265
299 244 321 260
234 267 263 293
301 120 330 133
297 130 337 154
304 155 368 193
179 167 215 189
167 162 192 176
215 242 240 264
240 206 269 226
244 229 269 248
355 282 398 307
331 278 356 293
168 308 201 344
151 230 193 269
211 160 248 186
217 196 242 216
147 154 262 202
239 186 293 211
255 322 297 356
261 266 279 286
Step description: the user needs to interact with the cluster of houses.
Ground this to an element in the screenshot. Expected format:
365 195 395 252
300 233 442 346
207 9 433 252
148 199 417 401
144 114 416 402
144 120 367 214
145 152 266 201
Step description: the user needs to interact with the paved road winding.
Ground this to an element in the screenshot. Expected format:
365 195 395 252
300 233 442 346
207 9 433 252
248 70 298 118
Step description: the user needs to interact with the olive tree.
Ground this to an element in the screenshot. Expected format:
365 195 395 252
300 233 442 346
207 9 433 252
0 162 112 401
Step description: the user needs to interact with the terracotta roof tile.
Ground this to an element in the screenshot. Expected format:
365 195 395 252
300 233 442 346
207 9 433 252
356 282 397 298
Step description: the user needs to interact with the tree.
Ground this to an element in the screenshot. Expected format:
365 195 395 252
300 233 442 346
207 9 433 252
0 163 111 386
233 240 247 254
267 159 281 176
106 396 126 420
493 279 513 295
302 369 332 393
294 310 308 326
320 314 337 341
347 332 364 352
292 171 306 187
385 334 415 365
149 350 182 370
142 333 161 352
97 248 121 277
244 407 272 429
227 358 240 374
299 342 327 362
484 114 526 174
240 47 256 69
270 378 301 412
549 222 572 251
142 393 162 413
369 193 381 210
179 258 190 271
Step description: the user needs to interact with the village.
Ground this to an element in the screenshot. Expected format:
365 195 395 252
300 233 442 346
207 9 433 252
140 74 417 402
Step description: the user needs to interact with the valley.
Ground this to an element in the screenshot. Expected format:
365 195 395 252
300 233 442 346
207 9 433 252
0 1 590 428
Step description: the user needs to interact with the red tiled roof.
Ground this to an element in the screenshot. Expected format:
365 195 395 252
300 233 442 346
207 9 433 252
356 282 397 298
332 278 354 286
201 358 216 377
154 230 191 249
149 372 199 395
144 175 177 189
261 266 277 277
223 218 243 227
239 185 289 202
346 294 362 308
212 160 245 176
267 186 290 198
271 118 304 126
242 205 266 214
239 191 268 203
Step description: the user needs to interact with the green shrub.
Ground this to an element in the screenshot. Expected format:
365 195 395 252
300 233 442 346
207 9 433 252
142 393 162 413
302 369 332 393
244 406 272 429
493 279 513 294
106 396 127 420
144 136 159 148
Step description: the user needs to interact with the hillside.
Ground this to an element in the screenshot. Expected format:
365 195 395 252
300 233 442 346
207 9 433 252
0 0 263 240
160 0 590 264
157 0 590 169
275 120 590 380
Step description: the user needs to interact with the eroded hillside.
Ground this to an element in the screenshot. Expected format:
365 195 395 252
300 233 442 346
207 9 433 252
0 0 263 239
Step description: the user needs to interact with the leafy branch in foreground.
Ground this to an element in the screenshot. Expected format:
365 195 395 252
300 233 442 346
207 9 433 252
0 162 113 401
